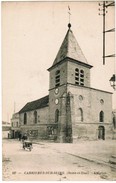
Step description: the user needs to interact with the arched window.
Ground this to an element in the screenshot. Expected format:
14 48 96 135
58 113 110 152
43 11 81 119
98 126 105 140
16 122 18 127
55 109 59 123
24 113 27 125
99 111 104 122
55 70 60 87
77 108 83 122
34 111 37 124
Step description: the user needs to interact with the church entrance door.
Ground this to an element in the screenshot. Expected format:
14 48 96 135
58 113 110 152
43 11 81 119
98 126 105 140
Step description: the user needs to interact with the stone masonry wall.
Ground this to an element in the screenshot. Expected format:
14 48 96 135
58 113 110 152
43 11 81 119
19 106 49 126
67 84 112 141
19 106 49 139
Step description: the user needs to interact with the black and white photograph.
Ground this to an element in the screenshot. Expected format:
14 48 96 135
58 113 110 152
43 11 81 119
2 1 116 181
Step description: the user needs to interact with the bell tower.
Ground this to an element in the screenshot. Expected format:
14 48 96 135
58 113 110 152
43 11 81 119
48 24 93 142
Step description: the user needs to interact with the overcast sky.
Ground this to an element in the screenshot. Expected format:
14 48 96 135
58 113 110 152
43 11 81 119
2 1 115 122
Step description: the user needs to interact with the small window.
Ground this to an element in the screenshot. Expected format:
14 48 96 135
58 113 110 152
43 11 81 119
79 95 83 101
55 109 59 123
99 111 104 122
38 115 40 123
34 111 37 124
113 116 116 129
77 108 83 122
24 113 27 125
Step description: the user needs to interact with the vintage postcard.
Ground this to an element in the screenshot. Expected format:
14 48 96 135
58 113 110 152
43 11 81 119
2 1 116 181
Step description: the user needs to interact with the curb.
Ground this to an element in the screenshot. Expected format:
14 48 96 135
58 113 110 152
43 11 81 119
67 153 116 169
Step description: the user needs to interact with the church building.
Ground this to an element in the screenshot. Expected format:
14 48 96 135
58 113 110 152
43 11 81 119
18 23 113 142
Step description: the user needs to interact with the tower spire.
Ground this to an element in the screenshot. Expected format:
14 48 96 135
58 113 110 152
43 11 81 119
68 6 71 29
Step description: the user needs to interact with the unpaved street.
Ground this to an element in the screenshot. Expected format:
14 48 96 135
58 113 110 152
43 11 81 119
2 139 116 181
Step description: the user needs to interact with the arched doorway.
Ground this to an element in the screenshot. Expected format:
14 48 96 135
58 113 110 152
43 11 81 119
98 126 105 140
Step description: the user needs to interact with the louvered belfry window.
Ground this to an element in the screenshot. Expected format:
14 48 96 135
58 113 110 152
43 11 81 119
55 70 60 87
75 68 84 86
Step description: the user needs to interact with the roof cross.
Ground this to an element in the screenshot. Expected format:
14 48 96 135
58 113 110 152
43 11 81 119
68 6 71 29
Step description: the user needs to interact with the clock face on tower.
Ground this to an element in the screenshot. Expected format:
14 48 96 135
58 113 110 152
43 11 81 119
55 99 59 105
55 88 59 95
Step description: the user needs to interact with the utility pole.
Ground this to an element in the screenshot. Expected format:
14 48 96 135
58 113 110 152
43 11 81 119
98 1 115 65
99 1 115 90
103 1 106 65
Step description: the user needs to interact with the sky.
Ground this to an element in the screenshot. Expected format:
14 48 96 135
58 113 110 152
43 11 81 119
2 1 115 122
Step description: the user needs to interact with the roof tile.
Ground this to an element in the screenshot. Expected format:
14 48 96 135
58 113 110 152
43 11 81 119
19 95 49 113
53 29 87 66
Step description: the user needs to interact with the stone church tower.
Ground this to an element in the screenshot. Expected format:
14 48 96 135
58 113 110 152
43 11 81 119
48 24 112 142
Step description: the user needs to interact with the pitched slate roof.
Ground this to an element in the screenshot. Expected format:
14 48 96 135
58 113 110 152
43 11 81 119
19 95 49 113
53 28 88 66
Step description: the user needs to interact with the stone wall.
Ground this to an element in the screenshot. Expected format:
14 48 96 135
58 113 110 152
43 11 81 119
72 123 113 142
67 84 112 141
20 125 48 139
19 106 49 139
19 106 49 126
